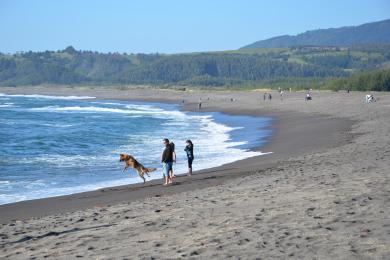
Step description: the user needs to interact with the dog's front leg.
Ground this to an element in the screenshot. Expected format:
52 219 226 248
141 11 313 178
123 166 128 173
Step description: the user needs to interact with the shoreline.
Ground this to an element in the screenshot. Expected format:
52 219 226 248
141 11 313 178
1 86 388 259
0 87 351 222
0 96 273 206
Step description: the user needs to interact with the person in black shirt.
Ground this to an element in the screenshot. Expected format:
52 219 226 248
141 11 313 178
161 138 173 185
184 139 194 176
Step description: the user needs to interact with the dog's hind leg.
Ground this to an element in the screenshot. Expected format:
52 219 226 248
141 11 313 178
137 171 146 183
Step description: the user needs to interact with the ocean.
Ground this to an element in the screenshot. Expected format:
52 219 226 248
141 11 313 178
0 93 272 205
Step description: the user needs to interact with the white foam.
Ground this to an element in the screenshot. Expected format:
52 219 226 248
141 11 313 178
0 194 28 205
42 123 74 128
91 102 163 112
30 106 134 113
22 154 116 167
117 111 271 174
91 101 125 106
0 93 95 100
125 104 164 112
0 176 146 205
0 101 17 107
28 105 190 120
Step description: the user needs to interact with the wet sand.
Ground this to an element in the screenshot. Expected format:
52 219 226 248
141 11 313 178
0 86 389 259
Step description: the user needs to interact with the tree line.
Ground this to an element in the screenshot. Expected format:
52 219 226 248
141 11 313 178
321 69 390 91
0 45 389 90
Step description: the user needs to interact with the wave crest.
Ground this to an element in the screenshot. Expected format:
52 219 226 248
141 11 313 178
0 93 95 100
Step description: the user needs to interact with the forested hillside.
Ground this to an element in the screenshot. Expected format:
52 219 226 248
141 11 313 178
1 45 390 88
241 19 390 49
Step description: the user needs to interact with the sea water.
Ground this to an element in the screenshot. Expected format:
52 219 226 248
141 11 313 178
0 93 272 205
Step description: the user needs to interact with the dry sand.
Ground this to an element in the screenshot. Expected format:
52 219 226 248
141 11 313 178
0 86 389 259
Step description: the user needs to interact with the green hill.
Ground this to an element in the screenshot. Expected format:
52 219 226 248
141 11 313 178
1 45 390 89
241 19 390 49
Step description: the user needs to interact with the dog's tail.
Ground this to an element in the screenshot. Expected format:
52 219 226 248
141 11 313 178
146 168 156 173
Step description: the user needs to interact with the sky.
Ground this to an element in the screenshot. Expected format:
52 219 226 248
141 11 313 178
0 0 389 54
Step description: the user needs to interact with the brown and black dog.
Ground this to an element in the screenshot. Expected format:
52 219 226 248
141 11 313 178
119 153 156 183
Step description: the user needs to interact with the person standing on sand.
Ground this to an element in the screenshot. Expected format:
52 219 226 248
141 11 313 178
305 92 312 101
184 140 194 176
169 141 177 180
263 92 267 101
198 98 202 110
161 138 174 185
268 93 272 101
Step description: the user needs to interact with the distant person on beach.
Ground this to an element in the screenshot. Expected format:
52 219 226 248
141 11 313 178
280 90 284 101
169 141 176 179
198 98 202 110
305 92 312 101
161 138 174 185
268 93 272 101
263 93 267 101
184 139 194 176
365 94 375 103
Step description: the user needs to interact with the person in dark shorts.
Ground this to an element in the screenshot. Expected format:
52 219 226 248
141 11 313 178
184 139 194 176
161 138 173 185
169 141 176 180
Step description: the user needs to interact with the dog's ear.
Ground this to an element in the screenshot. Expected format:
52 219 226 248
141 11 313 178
125 154 131 160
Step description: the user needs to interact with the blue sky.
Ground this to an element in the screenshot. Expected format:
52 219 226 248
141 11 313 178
0 0 389 53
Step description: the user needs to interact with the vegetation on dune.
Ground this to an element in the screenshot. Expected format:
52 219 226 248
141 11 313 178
321 69 390 91
0 45 390 91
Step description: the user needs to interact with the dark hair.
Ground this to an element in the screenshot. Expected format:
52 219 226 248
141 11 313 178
163 138 169 143
186 139 193 146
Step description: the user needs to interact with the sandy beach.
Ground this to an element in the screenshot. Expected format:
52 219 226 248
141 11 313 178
0 86 389 259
